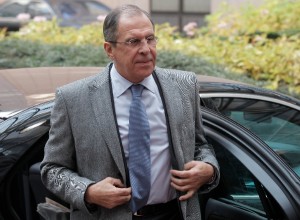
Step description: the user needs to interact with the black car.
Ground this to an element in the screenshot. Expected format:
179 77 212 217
0 0 110 31
0 67 299 220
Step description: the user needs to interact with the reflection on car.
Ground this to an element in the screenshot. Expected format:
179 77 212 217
199 81 300 177
0 0 111 31
0 67 299 220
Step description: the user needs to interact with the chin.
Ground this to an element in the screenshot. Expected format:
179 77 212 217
142 68 154 76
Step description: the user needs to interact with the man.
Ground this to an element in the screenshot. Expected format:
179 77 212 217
41 4 219 220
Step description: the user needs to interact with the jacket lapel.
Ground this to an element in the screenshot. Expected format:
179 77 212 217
88 67 127 183
154 69 187 217
154 69 185 170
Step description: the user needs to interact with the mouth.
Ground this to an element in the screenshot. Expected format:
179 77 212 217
136 60 152 65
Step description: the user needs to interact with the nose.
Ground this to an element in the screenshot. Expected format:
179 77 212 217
138 39 151 53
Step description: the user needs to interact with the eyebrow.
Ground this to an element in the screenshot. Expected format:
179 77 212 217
124 34 155 41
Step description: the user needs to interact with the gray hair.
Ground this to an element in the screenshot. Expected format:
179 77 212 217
103 4 154 42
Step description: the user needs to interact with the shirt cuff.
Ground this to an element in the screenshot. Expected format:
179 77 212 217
206 164 216 185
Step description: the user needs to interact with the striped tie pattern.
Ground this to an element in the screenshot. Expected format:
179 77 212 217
128 84 151 212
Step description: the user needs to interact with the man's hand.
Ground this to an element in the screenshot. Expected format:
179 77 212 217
170 161 214 201
84 177 131 209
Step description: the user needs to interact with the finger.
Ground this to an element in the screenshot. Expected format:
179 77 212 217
171 181 191 192
117 187 132 196
179 190 194 201
170 169 189 179
109 178 125 188
183 161 197 170
115 193 131 204
121 194 131 202
170 175 189 186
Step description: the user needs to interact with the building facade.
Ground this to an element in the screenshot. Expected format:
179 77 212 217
100 0 263 30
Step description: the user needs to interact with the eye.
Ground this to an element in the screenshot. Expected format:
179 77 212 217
146 36 157 45
146 36 155 41
127 38 140 46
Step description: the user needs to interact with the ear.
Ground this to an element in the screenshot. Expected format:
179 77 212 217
104 42 114 60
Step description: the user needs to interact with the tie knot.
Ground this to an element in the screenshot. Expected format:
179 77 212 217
131 84 144 97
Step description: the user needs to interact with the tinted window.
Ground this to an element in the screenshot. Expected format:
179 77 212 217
83 1 110 15
208 139 286 219
214 143 264 212
0 3 27 17
28 2 53 17
206 97 300 177
57 2 83 19
56 1 109 19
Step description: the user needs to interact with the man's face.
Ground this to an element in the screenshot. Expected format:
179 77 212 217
104 14 157 83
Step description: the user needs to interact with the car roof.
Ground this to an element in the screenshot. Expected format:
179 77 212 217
197 75 300 109
0 67 101 112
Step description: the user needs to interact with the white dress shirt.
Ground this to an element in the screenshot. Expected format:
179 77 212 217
111 65 176 204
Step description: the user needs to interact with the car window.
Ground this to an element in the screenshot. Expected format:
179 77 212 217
57 2 87 19
83 1 110 15
214 144 264 212
205 97 300 177
0 3 27 17
28 2 53 17
56 1 109 19
207 138 286 219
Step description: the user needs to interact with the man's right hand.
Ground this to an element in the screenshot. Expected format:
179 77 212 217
84 177 131 209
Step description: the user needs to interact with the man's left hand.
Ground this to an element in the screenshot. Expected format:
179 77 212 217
170 161 214 201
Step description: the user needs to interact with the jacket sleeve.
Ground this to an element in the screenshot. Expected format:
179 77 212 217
193 76 220 193
40 89 96 214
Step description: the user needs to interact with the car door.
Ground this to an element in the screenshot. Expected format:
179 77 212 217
200 108 300 220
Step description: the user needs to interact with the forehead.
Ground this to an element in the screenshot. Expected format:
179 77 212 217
117 14 154 38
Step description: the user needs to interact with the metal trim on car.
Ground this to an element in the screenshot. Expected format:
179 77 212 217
200 93 300 111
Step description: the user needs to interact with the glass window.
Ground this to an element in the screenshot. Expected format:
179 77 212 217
207 97 300 177
0 3 26 17
151 0 179 12
56 1 109 19
28 2 53 17
184 0 210 13
213 143 264 212
209 140 285 218
57 2 84 19
83 1 110 15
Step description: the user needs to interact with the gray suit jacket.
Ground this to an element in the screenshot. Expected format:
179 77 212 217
41 63 220 220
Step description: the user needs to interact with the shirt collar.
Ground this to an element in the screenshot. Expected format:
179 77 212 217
111 64 156 98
